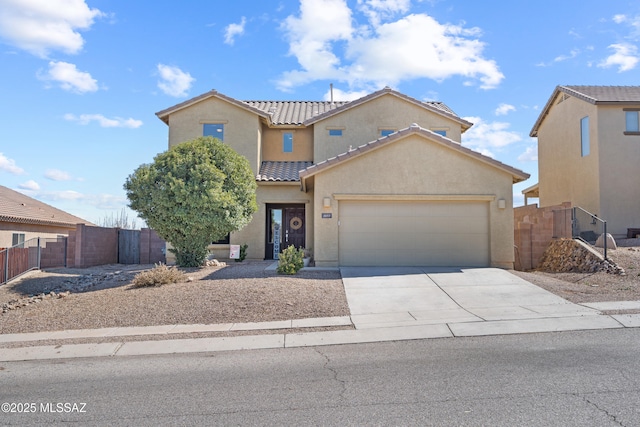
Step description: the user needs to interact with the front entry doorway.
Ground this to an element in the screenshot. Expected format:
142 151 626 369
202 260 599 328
265 204 305 260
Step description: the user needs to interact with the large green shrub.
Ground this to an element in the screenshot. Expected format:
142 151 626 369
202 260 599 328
124 137 258 267
277 245 305 275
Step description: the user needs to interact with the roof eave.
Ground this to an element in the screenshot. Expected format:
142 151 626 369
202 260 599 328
155 89 271 125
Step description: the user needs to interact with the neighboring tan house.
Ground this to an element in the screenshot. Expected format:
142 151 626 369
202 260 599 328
527 85 640 238
156 87 529 268
0 185 93 248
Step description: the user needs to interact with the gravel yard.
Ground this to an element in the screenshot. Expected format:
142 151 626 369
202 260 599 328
513 246 640 307
0 261 349 335
3 247 640 340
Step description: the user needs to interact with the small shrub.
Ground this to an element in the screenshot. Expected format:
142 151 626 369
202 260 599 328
131 263 186 287
277 245 305 275
235 244 248 262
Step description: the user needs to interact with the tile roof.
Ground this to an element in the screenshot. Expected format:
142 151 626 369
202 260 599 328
244 101 350 125
561 85 640 103
299 124 529 187
302 87 472 131
531 85 640 136
256 161 314 182
0 185 93 227
157 88 469 128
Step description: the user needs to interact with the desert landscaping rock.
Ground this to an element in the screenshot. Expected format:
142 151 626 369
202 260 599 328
0 261 349 335
537 238 624 275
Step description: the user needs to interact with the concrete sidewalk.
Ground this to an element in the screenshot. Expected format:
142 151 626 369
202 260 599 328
2 267 640 362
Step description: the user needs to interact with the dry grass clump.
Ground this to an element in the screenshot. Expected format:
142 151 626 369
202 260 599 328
131 263 186 288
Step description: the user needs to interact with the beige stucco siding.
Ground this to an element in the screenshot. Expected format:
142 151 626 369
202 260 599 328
166 97 262 174
597 106 640 234
313 95 463 162
0 222 73 248
310 134 515 268
538 96 601 215
225 183 312 261
261 127 313 161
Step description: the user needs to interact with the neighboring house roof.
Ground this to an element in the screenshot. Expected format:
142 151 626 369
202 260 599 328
256 161 314 182
531 85 640 136
156 87 471 129
521 183 539 197
299 124 529 190
0 185 93 228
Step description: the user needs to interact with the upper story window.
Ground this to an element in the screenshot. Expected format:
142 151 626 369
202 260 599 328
203 123 224 141
329 129 343 136
380 129 396 137
283 132 293 152
432 130 447 137
625 110 639 134
580 116 590 157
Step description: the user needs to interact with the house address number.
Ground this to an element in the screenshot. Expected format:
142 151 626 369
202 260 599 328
322 213 332 219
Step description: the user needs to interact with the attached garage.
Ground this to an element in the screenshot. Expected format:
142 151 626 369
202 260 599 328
338 200 489 267
299 125 530 268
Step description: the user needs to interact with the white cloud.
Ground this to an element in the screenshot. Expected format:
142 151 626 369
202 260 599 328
44 169 72 181
324 86 369 101
598 43 639 72
0 152 25 174
278 1 503 91
518 145 538 162
554 48 580 62
40 61 98 93
157 64 195 97
461 116 522 157
358 0 411 26
613 14 627 24
495 103 516 116
64 113 143 128
224 17 246 45
18 180 40 191
0 0 104 58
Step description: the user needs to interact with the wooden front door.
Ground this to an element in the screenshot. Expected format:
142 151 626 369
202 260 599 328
265 204 305 259
283 206 305 250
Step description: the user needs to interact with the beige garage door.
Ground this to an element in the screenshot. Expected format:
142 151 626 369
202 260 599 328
339 200 489 267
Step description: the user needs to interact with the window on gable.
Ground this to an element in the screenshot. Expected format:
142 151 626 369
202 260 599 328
625 110 639 133
581 116 590 157
380 129 395 137
203 123 224 141
329 129 343 136
283 132 293 152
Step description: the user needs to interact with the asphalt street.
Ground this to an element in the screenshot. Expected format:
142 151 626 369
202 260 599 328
2 328 640 426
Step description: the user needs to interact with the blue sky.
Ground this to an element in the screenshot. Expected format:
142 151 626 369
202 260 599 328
1 0 639 224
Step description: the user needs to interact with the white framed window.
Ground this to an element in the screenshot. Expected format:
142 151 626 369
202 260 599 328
12 233 25 247
283 132 293 152
580 116 590 157
203 123 224 141
625 110 639 133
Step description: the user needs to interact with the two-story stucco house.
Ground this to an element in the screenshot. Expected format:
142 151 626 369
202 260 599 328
527 85 640 238
156 87 529 268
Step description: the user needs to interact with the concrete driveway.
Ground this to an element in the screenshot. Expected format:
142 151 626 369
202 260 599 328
340 267 603 331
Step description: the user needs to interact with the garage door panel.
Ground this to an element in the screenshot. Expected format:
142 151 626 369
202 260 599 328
339 200 489 267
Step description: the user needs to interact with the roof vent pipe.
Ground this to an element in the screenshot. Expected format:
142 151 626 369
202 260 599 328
330 83 334 105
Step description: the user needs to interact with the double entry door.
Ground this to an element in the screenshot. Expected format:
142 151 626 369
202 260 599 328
265 204 305 260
